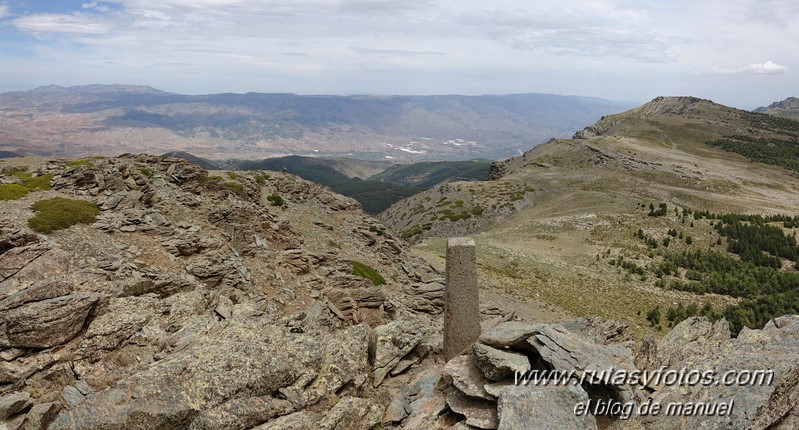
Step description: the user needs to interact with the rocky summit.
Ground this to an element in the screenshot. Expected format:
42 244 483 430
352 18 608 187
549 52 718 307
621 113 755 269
0 154 798 429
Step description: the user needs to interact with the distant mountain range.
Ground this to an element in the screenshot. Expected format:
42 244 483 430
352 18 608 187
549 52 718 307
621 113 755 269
754 97 799 119
0 84 636 161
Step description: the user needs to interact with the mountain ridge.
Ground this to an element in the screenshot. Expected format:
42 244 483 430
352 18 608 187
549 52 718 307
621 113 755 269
0 85 635 161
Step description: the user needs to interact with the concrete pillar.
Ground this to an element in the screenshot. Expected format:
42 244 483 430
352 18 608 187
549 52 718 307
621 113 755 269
444 237 481 361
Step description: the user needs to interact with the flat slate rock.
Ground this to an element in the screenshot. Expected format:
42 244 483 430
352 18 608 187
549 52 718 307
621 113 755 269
446 388 498 430
479 322 542 348
445 355 492 401
497 385 597 430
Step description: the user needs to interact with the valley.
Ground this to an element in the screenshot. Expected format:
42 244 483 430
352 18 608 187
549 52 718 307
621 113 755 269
0 85 634 161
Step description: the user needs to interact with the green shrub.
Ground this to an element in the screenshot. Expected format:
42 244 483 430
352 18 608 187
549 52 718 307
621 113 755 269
139 167 153 177
223 181 245 195
28 197 100 233
352 260 386 286
0 184 30 200
266 195 284 206
255 174 270 185
65 159 93 167
646 306 661 326
225 171 240 179
21 175 52 191
0 169 52 200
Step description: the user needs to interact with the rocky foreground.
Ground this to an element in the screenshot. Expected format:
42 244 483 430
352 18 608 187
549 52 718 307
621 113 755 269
0 155 797 429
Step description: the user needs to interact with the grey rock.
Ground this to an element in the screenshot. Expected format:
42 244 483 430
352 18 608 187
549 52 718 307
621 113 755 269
77 296 157 357
75 380 91 395
483 381 517 399
0 392 31 420
406 367 445 416
655 316 729 368
527 324 636 386
446 388 498 429
473 343 531 382
20 401 60 430
252 411 320 430
645 316 799 430
0 244 50 283
0 348 26 362
561 316 631 345
382 389 409 423
2 292 99 349
445 355 492 401
479 321 542 348
188 396 293 430
0 282 72 312
389 355 420 377
402 281 445 314
49 324 322 430
0 413 25 430
61 386 84 408
371 319 426 387
318 396 383 430
292 324 369 407
497 385 597 430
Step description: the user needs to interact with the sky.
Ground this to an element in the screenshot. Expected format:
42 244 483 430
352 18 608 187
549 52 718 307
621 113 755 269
0 0 796 109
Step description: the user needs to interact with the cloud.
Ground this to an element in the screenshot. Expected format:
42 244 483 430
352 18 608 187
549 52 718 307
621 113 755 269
348 47 446 57
470 6 673 63
82 2 111 12
13 13 113 34
708 61 789 75
0 4 10 19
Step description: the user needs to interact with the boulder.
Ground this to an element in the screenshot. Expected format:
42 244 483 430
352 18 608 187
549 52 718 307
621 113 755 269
0 391 31 420
445 355 492 401
473 343 531 382
49 324 322 430
526 324 636 386
317 397 383 430
446 388 498 429
645 316 799 430
497 385 597 430
371 319 426 387
2 292 100 349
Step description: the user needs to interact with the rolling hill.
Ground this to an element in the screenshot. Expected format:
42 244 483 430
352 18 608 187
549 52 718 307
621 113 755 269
0 85 635 161
380 96 799 335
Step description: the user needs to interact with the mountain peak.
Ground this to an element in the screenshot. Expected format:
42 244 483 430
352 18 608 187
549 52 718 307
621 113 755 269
574 96 728 139
636 95 717 116
754 97 799 118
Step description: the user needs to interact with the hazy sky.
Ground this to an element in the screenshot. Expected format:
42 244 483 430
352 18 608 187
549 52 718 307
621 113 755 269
0 0 796 109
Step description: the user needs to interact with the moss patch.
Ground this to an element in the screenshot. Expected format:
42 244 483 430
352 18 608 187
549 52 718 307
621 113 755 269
0 168 52 200
266 194 284 206
223 181 245 195
28 197 101 233
352 260 386 286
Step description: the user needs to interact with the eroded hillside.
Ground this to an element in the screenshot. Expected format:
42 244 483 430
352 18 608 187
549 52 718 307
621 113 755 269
0 154 459 428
